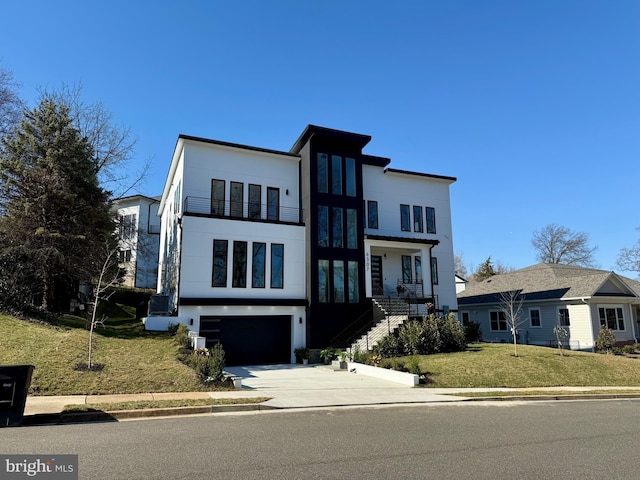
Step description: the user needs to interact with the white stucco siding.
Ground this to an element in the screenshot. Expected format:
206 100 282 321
179 216 306 299
181 142 300 215
362 165 457 312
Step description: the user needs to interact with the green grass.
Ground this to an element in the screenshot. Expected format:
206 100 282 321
414 343 640 388
62 397 271 412
446 389 640 398
0 308 222 396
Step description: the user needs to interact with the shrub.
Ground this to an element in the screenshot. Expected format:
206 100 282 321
351 344 371 364
596 326 616 354
438 314 466 353
375 334 402 358
464 321 482 343
188 344 226 383
174 323 192 350
622 344 636 355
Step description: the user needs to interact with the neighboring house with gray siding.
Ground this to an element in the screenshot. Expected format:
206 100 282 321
457 263 640 351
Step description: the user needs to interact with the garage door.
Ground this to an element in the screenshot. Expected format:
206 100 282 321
199 315 291 366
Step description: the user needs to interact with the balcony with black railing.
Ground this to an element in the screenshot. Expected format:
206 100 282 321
183 196 303 225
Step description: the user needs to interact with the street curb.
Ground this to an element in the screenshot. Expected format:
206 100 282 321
457 393 640 402
22 403 277 426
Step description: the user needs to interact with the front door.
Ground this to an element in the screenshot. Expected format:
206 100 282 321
371 255 383 295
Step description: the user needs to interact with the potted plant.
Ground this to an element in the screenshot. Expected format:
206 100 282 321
338 350 352 369
319 347 337 365
294 347 310 364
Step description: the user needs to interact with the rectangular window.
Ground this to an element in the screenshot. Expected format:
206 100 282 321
248 184 261 220
230 181 243 218
212 240 228 287
331 155 343 195
461 311 470 326
348 261 359 303
490 311 507 331
333 260 345 303
252 242 266 288
558 307 570 327
318 206 328 247
332 207 343 248
413 206 423 232
119 249 132 263
415 257 423 284
400 205 410 231
598 306 625 331
119 214 137 240
402 255 412 283
318 259 329 303
317 153 328 193
345 157 356 197
232 241 247 288
267 187 279 221
271 244 284 288
431 257 439 285
211 179 225 215
346 208 357 249
367 200 378 229
426 207 436 234
529 308 541 327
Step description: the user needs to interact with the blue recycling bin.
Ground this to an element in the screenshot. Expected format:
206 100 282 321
0 365 35 427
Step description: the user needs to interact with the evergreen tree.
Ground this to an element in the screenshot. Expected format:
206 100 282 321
474 256 497 282
0 98 115 312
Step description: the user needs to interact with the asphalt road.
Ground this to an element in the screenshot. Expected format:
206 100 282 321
3 400 640 479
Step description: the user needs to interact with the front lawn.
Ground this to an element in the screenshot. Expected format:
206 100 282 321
0 308 213 395
412 343 640 388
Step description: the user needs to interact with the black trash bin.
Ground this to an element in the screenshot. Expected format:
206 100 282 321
0 365 35 427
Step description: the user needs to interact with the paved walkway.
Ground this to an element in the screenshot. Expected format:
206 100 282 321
22 364 640 419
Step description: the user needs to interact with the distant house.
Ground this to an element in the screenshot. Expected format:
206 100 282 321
112 195 161 289
457 263 640 351
455 274 468 294
155 125 458 365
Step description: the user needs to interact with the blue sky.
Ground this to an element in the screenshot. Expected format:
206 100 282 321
2 0 639 274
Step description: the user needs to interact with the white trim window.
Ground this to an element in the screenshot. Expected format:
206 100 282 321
558 307 570 327
598 305 625 331
529 308 541 328
490 310 507 331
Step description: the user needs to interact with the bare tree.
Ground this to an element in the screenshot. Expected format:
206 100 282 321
39 84 149 198
616 227 640 276
454 253 468 278
0 63 24 137
85 240 122 369
531 223 597 267
498 290 526 357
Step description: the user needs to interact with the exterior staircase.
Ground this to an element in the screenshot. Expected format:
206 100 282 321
351 297 410 352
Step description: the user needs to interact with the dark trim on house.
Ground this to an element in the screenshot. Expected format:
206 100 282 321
290 125 372 154
179 134 300 159
362 154 391 168
365 234 440 246
384 168 457 183
179 297 308 307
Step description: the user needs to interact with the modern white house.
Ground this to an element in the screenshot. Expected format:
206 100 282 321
112 195 161 290
156 125 458 364
457 263 640 351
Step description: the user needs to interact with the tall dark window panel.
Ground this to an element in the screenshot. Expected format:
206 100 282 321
318 206 328 247
271 244 284 288
211 179 225 215
248 184 261 219
332 207 343 248
413 206 423 232
267 187 279 221
212 239 228 287
232 241 247 287
230 181 243 218
367 200 378 229
426 207 436 234
317 153 328 193
331 155 342 195
400 205 410 231
252 242 266 288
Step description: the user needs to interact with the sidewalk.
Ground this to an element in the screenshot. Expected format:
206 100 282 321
21 364 640 425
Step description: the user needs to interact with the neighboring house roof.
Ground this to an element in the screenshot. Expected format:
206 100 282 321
458 263 640 305
113 194 160 205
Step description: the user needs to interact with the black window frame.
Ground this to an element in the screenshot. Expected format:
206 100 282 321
212 239 228 287
400 204 410 232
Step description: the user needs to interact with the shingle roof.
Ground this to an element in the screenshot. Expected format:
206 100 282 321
457 263 639 305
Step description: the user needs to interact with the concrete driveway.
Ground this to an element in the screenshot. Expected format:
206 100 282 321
224 364 462 408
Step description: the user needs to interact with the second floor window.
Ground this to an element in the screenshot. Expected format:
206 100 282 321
267 187 279 221
230 182 243 218
400 205 410 231
426 207 436 234
212 239 228 287
248 184 261 219
367 200 378 229
232 241 247 288
413 206 423 232
119 214 137 240
211 179 225 215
